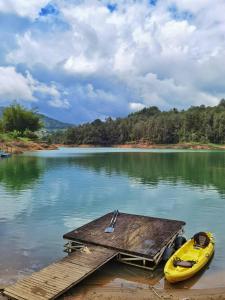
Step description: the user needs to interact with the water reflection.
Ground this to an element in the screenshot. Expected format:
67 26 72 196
66 151 225 196
17 150 225 195
1 148 225 289
0 156 45 192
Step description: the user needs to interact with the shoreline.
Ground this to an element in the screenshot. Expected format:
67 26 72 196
1 260 225 300
62 142 225 150
2 284 225 300
63 286 225 300
0 140 58 154
1 141 225 155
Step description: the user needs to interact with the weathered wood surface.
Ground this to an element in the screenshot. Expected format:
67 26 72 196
64 212 185 259
4 245 118 300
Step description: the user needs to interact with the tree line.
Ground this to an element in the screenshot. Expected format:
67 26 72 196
48 99 225 145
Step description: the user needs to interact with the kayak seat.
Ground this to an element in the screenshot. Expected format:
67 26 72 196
193 232 210 249
173 258 196 268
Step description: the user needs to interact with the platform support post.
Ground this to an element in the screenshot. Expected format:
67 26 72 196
64 240 85 253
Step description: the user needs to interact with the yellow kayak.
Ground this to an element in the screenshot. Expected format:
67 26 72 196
164 232 214 283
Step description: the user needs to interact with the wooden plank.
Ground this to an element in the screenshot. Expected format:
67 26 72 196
60 258 93 270
5 286 47 300
63 253 111 267
7 278 60 296
1 290 26 300
63 212 185 258
18 277 63 292
4 246 117 300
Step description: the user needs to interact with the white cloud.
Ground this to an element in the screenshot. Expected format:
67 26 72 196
64 55 99 75
7 31 73 68
129 102 145 111
0 66 69 108
48 96 70 109
2 0 225 120
125 72 219 109
0 66 35 101
0 0 49 19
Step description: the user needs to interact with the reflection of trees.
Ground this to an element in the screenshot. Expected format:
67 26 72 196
69 152 225 195
0 156 45 191
1 151 225 195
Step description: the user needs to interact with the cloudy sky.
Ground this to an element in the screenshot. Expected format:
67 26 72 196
0 0 224 123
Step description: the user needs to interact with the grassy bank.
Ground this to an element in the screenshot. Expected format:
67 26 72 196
0 133 57 154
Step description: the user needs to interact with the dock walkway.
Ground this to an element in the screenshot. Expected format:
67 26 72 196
4 245 117 300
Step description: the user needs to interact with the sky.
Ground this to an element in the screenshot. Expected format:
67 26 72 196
0 0 225 123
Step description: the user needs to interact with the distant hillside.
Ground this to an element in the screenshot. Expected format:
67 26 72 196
37 114 73 131
0 107 73 131
48 99 225 145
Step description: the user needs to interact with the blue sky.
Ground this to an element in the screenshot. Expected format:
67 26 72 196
0 0 224 123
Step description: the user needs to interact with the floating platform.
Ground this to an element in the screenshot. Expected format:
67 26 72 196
4 212 185 300
64 212 185 270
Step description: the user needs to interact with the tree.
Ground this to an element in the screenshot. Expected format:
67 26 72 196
218 99 225 108
2 104 42 133
0 119 3 133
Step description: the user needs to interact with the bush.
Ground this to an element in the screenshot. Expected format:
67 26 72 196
23 129 38 140
9 130 21 139
0 120 3 133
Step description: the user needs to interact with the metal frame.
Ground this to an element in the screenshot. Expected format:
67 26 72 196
117 252 155 270
117 228 183 270
64 240 85 253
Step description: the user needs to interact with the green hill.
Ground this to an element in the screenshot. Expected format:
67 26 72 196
37 113 73 131
48 99 225 145
0 107 73 131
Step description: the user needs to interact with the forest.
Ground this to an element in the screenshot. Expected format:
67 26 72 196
48 100 225 145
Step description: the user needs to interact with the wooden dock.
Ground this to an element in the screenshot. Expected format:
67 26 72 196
3 245 118 300
4 212 185 299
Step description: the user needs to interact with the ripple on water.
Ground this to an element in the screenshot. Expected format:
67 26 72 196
1 148 225 289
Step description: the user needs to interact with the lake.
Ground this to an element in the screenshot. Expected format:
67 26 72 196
1 147 225 290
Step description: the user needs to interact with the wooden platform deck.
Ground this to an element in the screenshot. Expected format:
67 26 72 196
64 212 185 259
3 245 118 300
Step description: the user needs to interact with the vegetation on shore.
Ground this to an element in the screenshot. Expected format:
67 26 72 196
0 103 42 139
0 104 56 153
48 100 225 146
0 106 74 131
2 101 225 152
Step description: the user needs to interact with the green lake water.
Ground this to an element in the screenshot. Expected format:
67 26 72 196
1 147 225 290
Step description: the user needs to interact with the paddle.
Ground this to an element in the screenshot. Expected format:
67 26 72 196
104 210 119 233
